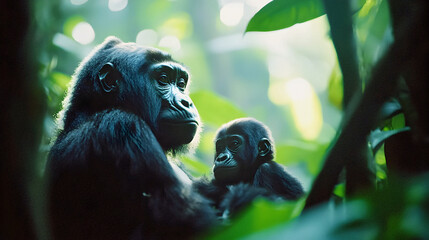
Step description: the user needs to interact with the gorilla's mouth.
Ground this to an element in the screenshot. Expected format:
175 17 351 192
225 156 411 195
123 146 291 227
158 120 198 148
161 119 199 126
157 108 200 126
214 165 238 172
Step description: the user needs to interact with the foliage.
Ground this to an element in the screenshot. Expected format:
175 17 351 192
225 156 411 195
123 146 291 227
246 0 326 32
28 0 429 239
205 198 305 239
209 0 429 239
246 0 366 32
243 175 429 240
202 175 429 240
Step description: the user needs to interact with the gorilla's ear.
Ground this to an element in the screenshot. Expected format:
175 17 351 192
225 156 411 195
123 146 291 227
257 138 271 157
102 36 122 49
98 62 122 93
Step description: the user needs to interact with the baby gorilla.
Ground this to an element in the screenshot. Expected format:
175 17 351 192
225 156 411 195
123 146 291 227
195 118 304 217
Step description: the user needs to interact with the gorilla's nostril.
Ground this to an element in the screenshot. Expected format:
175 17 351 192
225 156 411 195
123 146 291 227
216 153 228 162
181 99 190 108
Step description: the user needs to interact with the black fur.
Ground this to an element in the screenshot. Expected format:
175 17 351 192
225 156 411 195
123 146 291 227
194 118 304 217
46 37 216 240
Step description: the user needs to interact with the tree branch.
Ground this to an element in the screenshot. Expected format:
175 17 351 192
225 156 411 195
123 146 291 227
304 15 416 208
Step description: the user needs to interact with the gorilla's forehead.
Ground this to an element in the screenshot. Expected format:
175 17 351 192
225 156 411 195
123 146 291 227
215 119 272 144
143 47 173 63
217 124 249 139
108 43 174 65
112 47 181 73
151 61 189 73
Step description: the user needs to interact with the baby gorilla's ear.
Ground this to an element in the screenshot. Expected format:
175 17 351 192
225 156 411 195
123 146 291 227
257 138 271 157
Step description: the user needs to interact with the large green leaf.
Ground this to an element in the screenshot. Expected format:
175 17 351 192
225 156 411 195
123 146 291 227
246 0 367 32
190 91 246 127
245 0 325 32
206 198 305 239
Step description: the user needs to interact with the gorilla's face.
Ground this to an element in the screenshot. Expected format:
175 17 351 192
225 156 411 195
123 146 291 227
79 37 201 152
212 118 274 185
149 62 200 150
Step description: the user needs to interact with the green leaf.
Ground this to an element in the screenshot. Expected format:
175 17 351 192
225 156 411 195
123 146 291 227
245 0 325 32
391 113 405 130
190 91 246 127
380 99 402 120
333 183 346 197
206 198 305 239
246 0 367 32
369 127 411 154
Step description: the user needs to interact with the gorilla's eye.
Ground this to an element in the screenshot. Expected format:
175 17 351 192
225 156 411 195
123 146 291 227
177 78 187 90
158 74 169 84
228 139 240 150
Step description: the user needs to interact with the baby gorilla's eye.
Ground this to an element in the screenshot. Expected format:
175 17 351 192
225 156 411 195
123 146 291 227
228 140 240 150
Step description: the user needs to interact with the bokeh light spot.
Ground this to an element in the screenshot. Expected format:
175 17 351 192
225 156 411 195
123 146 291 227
220 2 244 26
159 36 181 52
136 29 158 46
287 78 323 140
71 0 88 5
72 22 95 45
268 81 290 105
269 78 323 140
160 14 193 40
245 0 272 8
108 0 128 12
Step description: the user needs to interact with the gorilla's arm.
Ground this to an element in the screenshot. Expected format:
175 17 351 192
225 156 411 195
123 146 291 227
218 183 273 218
193 177 228 208
253 162 304 200
194 180 273 219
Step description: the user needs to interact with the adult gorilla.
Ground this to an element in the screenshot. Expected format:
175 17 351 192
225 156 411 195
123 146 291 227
195 118 304 217
45 37 216 240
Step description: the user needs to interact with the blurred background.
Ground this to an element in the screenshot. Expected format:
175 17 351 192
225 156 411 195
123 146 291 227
6 0 429 239
36 0 357 190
